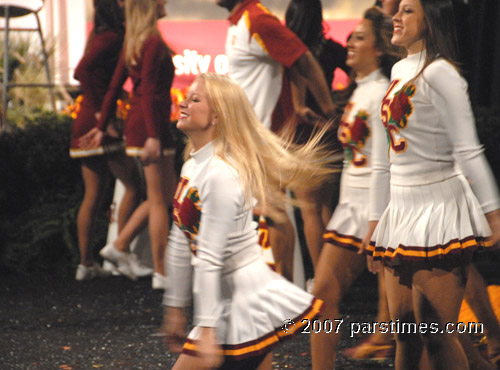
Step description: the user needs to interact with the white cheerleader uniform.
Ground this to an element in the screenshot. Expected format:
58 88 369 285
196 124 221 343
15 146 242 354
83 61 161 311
367 51 500 264
323 69 390 251
163 141 322 360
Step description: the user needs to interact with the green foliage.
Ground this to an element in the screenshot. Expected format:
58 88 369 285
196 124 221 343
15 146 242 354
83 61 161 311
0 35 58 127
0 112 98 273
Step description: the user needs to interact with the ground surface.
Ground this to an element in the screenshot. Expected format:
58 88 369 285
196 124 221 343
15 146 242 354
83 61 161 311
0 268 397 370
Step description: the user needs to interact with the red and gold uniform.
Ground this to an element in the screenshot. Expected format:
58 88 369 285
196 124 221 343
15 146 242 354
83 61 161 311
97 33 175 156
70 31 123 158
225 0 307 132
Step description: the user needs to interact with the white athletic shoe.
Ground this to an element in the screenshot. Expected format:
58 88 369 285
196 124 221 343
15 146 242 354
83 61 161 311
102 260 120 276
75 262 111 281
99 244 137 281
152 272 168 290
128 253 154 277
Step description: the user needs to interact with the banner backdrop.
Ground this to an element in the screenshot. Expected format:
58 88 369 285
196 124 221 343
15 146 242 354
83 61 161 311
157 19 358 90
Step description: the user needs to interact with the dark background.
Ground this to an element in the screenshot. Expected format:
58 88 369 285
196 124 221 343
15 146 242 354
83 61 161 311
457 0 500 108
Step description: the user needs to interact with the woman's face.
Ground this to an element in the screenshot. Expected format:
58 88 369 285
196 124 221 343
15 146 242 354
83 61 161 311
392 0 425 54
177 79 216 140
346 19 381 78
156 0 167 18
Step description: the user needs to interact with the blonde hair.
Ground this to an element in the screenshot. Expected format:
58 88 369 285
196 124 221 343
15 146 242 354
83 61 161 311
189 73 339 221
124 0 159 67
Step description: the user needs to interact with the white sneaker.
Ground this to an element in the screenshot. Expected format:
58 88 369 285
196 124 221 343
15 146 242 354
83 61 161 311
152 272 168 290
102 260 120 276
128 253 154 277
99 244 137 281
99 244 125 264
75 263 111 281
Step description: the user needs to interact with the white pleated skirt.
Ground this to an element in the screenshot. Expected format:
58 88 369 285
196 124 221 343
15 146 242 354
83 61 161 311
368 174 493 265
183 258 323 360
323 184 370 252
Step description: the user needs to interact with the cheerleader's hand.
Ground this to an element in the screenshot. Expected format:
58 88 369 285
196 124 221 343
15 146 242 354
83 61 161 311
161 306 187 353
362 221 380 273
141 137 161 166
359 221 378 255
198 327 223 369
486 209 500 245
79 127 104 149
367 255 382 274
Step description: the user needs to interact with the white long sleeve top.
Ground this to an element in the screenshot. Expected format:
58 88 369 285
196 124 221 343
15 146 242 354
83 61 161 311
370 51 500 219
162 141 261 327
338 69 391 220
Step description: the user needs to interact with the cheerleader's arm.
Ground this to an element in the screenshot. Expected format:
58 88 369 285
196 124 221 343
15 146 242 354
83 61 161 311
426 61 500 214
163 223 193 308
368 98 391 222
193 163 241 327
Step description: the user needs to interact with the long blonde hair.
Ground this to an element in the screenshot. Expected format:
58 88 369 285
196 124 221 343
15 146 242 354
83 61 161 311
190 73 339 221
124 0 159 67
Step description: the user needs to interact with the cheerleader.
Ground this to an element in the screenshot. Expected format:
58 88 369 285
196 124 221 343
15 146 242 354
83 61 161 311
71 0 141 281
80 0 177 288
161 73 336 370
366 1 500 369
310 7 402 368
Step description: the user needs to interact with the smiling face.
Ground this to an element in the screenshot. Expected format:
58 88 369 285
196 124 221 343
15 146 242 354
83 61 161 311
177 78 217 148
346 19 381 78
392 0 425 54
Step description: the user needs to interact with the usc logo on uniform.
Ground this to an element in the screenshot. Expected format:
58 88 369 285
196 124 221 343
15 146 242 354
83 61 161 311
173 177 201 255
338 105 371 167
381 80 416 154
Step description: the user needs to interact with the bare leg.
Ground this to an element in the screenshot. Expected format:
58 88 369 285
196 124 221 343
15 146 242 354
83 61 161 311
77 159 108 266
107 153 141 233
459 333 495 370
385 267 423 370
294 174 337 271
412 264 470 370
143 155 176 276
256 352 272 370
465 264 500 359
294 189 325 271
370 269 394 344
268 216 295 282
113 200 149 252
311 244 366 369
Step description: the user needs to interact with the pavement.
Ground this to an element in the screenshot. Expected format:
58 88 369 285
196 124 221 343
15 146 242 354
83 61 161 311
0 268 396 370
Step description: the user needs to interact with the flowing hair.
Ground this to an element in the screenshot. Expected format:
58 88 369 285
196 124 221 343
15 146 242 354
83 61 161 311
124 0 160 68
409 0 460 81
187 73 338 221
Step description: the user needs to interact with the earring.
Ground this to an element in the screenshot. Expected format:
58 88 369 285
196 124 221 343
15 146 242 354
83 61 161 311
211 121 216 126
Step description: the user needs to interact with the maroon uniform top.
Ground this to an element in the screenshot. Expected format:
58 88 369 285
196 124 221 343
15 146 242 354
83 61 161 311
70 30 123 155
97 33 175 153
